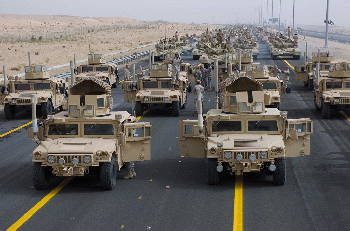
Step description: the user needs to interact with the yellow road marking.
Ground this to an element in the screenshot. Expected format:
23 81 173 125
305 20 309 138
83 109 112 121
0 121 33 138
233 175 243 231
340 111 350 121
284 60 295 71
7 177 72 231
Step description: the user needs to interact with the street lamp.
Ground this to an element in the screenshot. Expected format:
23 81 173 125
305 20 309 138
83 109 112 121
325 0 330 48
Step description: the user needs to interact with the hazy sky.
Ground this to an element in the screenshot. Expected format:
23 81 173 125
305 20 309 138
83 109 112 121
1 0 350 26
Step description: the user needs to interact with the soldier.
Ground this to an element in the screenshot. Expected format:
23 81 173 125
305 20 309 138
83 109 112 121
200 65 207 88
206 65 212 90
171 53 183 86
282 66 290 93
175 31 179 42
124 162 136 179
114 67 119 85
271 65 281 78
137 66 144 78
124 65 130 81
193 79 204 115
194 66 202 82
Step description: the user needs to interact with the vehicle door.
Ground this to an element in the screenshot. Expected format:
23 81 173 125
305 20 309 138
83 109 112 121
284 119 313 157
179 120 205 158
122 122 152 162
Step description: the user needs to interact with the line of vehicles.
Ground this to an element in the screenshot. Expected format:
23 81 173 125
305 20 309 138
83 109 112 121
1 26 321 190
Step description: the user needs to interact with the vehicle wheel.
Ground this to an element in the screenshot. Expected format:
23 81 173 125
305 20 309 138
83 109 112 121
100 156 117 190
41 100 53 119
134 101 143 117
207 158 219 185
172 100 180 117
181 98 186 109
293 55 300 60
273 158 286 186
33 162 54 190
4 103 15 119
112 82 117 88
314 97 321 111
321 100 330 118
307 79 313 91
193 55 200 60
304 81 308 88
286 86 291 94
274 102 280 109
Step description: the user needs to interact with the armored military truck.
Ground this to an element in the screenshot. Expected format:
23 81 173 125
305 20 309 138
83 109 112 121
29 77 152 190
122 60 190 117
3 65 66 119
76 53 118 88
180 75 312 185
295 51 334 90
314 62 350 118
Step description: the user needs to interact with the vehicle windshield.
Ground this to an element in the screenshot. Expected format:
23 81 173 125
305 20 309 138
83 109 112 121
82 66 94 72
96 66 109 72
84 124 114 135
161 81 172 88
48 124 78 135
248 120 278 132
263 82 277 89
143 81 158 89
212 121 242 132
326 82 342 89
33 83 51 90
15 84 31 91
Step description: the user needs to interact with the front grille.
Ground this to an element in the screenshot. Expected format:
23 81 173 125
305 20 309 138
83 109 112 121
17 98 31 104
149 97 164 102
340 98 350 104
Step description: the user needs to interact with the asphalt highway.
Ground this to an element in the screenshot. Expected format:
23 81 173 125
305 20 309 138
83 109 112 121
1 43 350 231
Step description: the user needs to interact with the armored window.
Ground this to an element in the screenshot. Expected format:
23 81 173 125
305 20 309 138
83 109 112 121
48 124 78 136
151 65 158 70
127 127 144 137
335 64 341 71
97 98 104 107
263 82 277 89
185 125 193 134
69 105 80 115
347 64 350 71
248 120 278 132
312 64 316 69
300 66 305 72
15 84 31 91
145 127 151 137
83 105 94 116
345 82 350 88
88 54 92 60
295 123 306 133
84 124 114 135
24 66 32 73
34 83 51 90
35 65 42 73
94 54 100 59
143 81 158 89
326 82 342 89
162 65 168 71
324 65 331 70
230 96 237 105
96 66 109 72
161 81 172 88
257 65 264 72
212 121 242 132
180 65 186 71
239 102 250 113
82 66 93 72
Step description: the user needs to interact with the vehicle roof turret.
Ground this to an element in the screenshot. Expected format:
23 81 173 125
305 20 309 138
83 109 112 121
24 65 50 80
87 53 106 65
327 62 350 78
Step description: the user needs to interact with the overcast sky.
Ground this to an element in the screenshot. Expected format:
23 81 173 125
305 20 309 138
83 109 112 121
1 0 350 27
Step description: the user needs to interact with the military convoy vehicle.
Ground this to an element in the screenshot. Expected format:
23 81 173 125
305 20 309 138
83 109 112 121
76 53 118 88
180 75 312 185
3 65 66 119
314 62 350 118
29 77 152 190
268 35 301 60
122 58 190 117
295 51 334 90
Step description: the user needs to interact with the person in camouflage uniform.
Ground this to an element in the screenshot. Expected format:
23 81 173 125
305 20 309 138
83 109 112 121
171 53 182 86
124 65 131 81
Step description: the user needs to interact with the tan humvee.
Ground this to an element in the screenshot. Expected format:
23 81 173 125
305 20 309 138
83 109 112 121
180 75 312 185
76 53 118 88
122 60 190 117
314 62 350 118
3 65 66 119
295 51 334 90
29 77 152 190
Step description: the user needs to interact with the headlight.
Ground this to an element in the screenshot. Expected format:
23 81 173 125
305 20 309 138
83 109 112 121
12 99 16 104
217 142 223 147
84 155 91 163
164 97 169 102
58 158 65 165
72 157 79 165
236 154 243 162
276 147 283 153
144 97 149 102
249 154 257 162
260 151 268 159
334 98 339 103
224 151 232 159
47 156 55 164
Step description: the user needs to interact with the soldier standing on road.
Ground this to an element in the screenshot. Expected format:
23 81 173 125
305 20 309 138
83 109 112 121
282 66 290 93
137 66 144 78
193 79 204 115
206 65 212 90
114 67 119 85
171 53 183 86
200 65 207 88
124 65 131 81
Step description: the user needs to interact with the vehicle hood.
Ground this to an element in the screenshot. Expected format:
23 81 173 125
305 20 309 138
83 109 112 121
6 91 52 99
136 89 180 97
323 90 350 98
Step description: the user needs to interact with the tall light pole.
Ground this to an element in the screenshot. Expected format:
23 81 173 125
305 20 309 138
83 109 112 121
325 0 330 48
293 0 295 35
278 0 281 33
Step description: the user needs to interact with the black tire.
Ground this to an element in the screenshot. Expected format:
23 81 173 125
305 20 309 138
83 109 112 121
33 162 54 190
273 158 286 186
286 86 291 94
207 158 219 185
193 55 200 60
41 100 53 119
172 100 180 117
293 55 300 60
272 55 277 60
314 97 321 111
307 79 313 91
112 82 117 88
4 103 15 119
274 102 280 109
100 156 117 190
181 98 186 109
134 101 143 117
321 100 330 119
